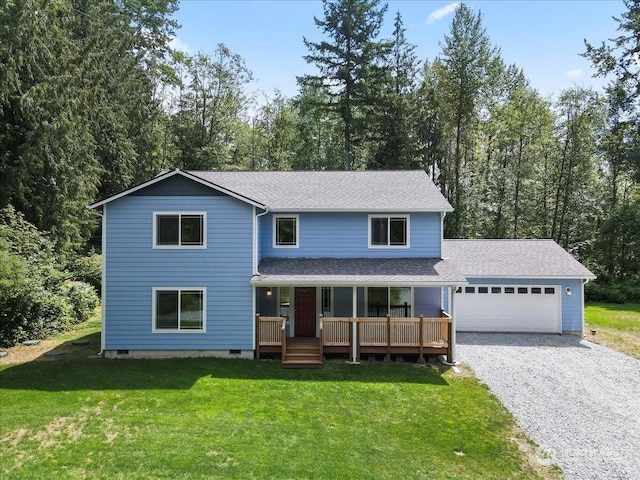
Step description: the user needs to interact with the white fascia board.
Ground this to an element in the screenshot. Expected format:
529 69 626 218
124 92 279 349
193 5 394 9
268 207 454 213
463 275 597 280
250 279 468 288
89 169 267 210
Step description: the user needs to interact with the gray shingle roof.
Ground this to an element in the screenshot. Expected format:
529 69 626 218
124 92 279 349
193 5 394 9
251 257 466 285
442 239 596 279
188 170 453 212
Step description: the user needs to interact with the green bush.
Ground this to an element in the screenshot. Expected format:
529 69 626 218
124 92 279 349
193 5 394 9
69 253 102 295
585 281 640 304
63 280 99 323
0 283 71 347
0 206 100 347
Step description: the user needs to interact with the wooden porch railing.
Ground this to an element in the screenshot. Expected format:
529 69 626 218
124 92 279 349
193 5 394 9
255 314 287 359
256 312 452 363
320 312 452 363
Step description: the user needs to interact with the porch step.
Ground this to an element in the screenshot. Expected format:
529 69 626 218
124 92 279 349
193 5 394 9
282 337 323 368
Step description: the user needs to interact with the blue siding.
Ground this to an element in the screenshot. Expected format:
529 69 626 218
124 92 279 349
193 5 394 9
414 287 442 317
104 195 254 351
259 212 442 259
457 278 585 333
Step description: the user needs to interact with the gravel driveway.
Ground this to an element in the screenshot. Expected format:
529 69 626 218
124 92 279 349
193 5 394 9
456 333 640 480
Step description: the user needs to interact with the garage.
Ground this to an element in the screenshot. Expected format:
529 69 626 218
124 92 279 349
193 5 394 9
455 284 562 333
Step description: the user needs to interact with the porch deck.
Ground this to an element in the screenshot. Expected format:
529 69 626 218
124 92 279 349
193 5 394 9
255 312 452 366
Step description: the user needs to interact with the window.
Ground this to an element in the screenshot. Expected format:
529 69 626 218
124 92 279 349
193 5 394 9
531 287 542 294
517 287 528 294
279 287 291 317
367 287 388 316
153 288 205 332
154 212 205 248
367 287 411 317
478 287 489 294
491 287 502 294
465 287 475 294
274 215 298 247
322 287 332 316
544 287 555 295
505 287 515 294
369 215 409 247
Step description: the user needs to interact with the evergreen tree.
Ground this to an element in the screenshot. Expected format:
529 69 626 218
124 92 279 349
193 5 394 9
371 11 421 169
433 3 502 237
300 0 391 170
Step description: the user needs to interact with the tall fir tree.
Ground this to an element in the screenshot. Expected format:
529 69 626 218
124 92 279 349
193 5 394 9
371 11 421 169
300 0 390 170
433 3 502 238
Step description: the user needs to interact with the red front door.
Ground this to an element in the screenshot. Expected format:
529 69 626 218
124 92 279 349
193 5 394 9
294 287 316 337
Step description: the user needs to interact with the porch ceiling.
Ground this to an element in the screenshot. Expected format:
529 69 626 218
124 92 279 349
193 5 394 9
251 257 467 286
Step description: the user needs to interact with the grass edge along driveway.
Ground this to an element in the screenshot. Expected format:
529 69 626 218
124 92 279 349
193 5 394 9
0 320 559 480
585 302 640 360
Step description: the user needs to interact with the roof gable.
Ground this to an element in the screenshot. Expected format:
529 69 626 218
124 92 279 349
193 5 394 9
88 169 265 209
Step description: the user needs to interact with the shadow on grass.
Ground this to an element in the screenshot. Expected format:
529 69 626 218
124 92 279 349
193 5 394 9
457 332 591 349
0 354 450 392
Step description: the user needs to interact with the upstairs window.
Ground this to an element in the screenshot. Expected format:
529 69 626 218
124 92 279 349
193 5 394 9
369 215 409 247
154 212 206 248
274 215 298 248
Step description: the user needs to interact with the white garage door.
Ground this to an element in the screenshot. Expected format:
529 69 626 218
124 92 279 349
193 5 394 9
455 285 561 333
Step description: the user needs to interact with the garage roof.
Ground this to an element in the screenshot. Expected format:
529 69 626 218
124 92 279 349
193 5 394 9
442 239 596 279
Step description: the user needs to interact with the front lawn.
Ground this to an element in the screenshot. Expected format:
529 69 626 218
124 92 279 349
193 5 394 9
585 303 640 359
0 324 557 479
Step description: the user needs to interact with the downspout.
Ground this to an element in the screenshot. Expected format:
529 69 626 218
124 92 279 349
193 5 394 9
581 278 591 338
440 211 446 258
254 206 269 275
89 206 106 357
252 206 269 352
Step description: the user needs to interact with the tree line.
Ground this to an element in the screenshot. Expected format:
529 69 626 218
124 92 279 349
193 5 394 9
1 0 638 290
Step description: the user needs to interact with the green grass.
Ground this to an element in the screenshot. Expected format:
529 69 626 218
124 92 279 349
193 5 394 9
0 320 555 479
585 303 640 359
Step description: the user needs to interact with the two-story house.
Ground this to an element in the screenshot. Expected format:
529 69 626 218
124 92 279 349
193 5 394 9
89 169 594 366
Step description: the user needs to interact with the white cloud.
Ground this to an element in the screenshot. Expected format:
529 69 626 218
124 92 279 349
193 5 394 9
566 69 583 79
427 3 460 24
169 36 190 53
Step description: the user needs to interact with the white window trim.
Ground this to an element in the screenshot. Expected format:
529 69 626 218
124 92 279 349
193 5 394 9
364 286 413 317
273 214 299 248
320 286 333 317
152 287 207 333
368 214 410 249
153 211 207 249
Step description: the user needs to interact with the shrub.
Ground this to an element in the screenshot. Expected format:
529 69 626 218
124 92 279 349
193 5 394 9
0 283 71 347
0 206 99 347
585 281 640 304
70 253 102 295
63 280 99 323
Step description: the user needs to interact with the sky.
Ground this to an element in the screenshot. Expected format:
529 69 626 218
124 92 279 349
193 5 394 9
170 0 625 101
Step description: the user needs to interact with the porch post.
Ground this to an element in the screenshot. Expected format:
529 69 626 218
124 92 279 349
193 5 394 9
450 286 457 363
351 287 358 363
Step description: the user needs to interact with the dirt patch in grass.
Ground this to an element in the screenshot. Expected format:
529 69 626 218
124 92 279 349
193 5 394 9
509 426 563 480
0 337 99 365
583 327 640 359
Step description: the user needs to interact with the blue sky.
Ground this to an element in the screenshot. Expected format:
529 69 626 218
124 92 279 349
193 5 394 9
171 1 624 100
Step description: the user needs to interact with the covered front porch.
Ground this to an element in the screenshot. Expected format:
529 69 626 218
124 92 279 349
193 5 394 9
251 257 465 367
256 311 453 367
